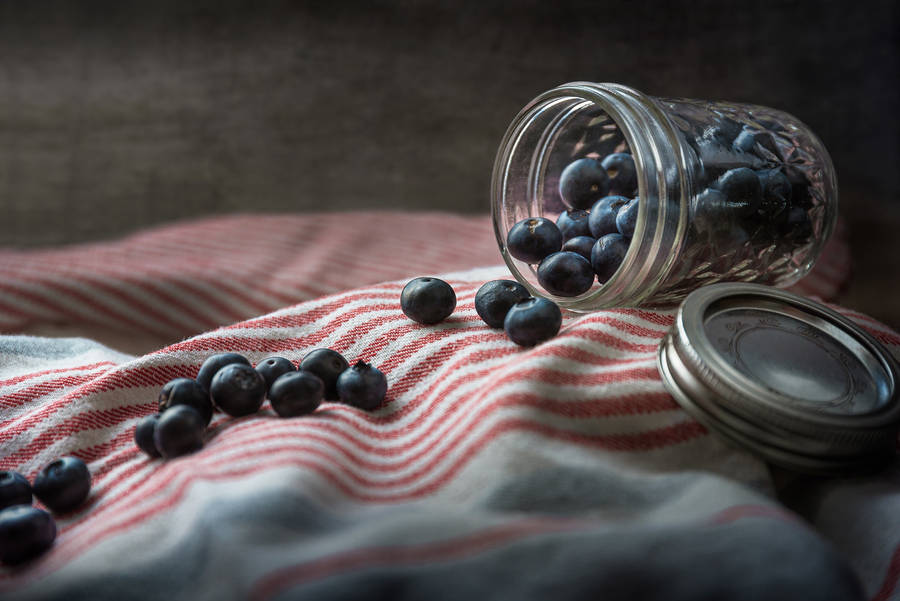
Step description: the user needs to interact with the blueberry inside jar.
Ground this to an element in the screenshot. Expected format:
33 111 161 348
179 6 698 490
491 82 837 310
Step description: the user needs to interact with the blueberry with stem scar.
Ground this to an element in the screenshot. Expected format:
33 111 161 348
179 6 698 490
32 457 91 514
601 153 637 196
588 196 630 239
615 197 639 239
504 297 562 347
255 357 297 392
506 218 562 264
400 277 457 325
555 209 591 241
559 157 610 210
336 360 388 411
210 363 266 417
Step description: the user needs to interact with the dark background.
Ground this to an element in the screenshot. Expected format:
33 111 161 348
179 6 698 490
0 0 897 323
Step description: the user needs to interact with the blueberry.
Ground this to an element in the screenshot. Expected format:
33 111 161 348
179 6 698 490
474 279 531 329
210 363 266 417
300 348 350 401
134 414 162 458
0 472 32 510
732 128 759 153
537 252 594 297
153 405 205 459
711 168 762 217
600 153 637 196
588 196 630 238
704 117 743 146
615 197 639 238
561 235 596 261
558 157 610 209
0 505 56 564
781 206 813 241
268 371 324 417
733 127 779 158
555 209 591 241
336 360 388 411
691 188 731 235
400 277 457 325
591 233 629 283
196 353 251 392
32 457 91 514
158 378 213 425
506 218 562 264
757 169 792 220
504 297 562 347
255 356 297 391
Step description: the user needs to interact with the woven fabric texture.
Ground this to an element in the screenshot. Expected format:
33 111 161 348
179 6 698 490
0 212 897 601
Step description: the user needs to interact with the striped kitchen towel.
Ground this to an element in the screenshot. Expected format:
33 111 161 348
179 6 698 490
1 212 897 601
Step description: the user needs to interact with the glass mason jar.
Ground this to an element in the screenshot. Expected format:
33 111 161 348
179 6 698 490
491 82 838 310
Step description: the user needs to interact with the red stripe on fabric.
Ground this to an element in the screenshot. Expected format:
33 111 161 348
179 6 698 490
0 416 700 586
0 362 115 388
871 542 900 601
0 373 104 409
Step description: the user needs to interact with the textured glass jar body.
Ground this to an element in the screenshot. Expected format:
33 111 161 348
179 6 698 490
491 83 838 310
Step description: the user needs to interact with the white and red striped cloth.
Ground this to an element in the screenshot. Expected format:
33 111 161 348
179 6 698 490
0 211 897 601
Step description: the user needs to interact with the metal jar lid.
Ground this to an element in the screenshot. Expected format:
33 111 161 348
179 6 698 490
657 283 900 475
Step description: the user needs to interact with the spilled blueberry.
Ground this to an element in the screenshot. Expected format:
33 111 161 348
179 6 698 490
134 414 162 458
300 348 350 401
196 353 251 392
400 277 457 325
336 360 388 411
32 457 91 514
0 505 56 564
159 378 213 425
504 297 563 347
474 279 531 329
153 405 206 459
210 363 266 417
0 472 32 510
255 357 297 392
268 371 324 417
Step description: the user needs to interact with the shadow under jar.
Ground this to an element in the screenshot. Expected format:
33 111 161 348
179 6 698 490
491 82 838 310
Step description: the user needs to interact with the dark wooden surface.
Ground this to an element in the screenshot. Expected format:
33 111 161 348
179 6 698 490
0 0 897 326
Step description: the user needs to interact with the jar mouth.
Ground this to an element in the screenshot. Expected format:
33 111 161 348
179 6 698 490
491 82 689 311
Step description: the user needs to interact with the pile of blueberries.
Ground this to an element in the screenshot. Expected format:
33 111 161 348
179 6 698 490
0 350 387 565
685 116 814 249
401 276 562 348
506 151 640 298
135 349 388 460
0 458 91 563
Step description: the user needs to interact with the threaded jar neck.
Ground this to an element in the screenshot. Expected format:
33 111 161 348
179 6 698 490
491 82 690 310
